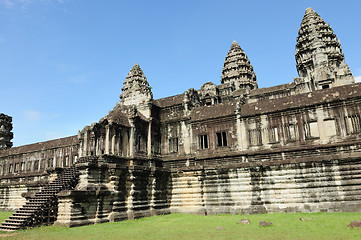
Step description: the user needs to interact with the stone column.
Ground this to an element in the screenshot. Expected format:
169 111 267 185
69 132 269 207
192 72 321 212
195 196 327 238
260 114 268 147
240 119 248 150
181 121 191 155
129 119 135 158
111 128 116 155
316 106 326 142
126 166 135 220
148 118 152 157
78 131 83 158
118 126 122 156
236 107 248 150
148 169 156 216
83 131 88 156
93 136 100 156
105 125 110 154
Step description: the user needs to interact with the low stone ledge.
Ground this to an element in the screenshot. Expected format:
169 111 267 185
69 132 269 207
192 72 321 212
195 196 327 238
58 190 96 197
57 189 112 198
171 155 361 173
0 171 49 179
0 180 49 187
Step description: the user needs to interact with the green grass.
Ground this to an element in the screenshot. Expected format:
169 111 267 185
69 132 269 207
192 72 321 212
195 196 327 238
0 212 360 240
0 212 12 223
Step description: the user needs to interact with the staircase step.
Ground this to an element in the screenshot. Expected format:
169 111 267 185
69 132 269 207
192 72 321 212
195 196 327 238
20 207 39 211
5 219 26 223
1 222 23 226
9 216 30 220
1 165 81 230
0 225 21 231
13 212 33 216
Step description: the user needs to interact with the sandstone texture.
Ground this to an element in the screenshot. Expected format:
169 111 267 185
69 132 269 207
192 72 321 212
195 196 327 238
0 8 360 230
348 220 361 228
259 220 273 227
237 219 250 224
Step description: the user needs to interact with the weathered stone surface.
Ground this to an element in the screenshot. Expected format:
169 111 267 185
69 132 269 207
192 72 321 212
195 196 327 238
295 8 354 91
0 7 361 230
221 41 257 91
120 64 153 108
0 114 13 150
237 219 250 224
347 220 361 228
259 220 272 227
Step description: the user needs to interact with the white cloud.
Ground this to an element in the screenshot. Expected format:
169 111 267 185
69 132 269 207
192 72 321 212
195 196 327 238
355 75 361 83
0 0 65 9
23 110 41 121
0 0 14 7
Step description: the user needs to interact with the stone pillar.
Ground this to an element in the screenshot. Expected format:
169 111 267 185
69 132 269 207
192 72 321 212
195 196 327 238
105 125 110 154
126 166 135 220
94 135 98 156
117 126 122 156
147 118 152 157
148 169 156 216
260 114 268 147
84 132 88 156
78 131 83 158
181 121 191 155
111 128 116 155
129 119 135 158
114 129 119 155
316 106 326 142
236 108 248 151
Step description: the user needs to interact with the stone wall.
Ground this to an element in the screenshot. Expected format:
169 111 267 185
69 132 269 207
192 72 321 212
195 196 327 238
0 174 51 211
55 156 171 227
168 141 361 215
1 7 360 227
0 136 78 211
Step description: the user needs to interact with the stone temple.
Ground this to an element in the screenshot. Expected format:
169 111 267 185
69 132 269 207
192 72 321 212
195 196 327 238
0 8 360 230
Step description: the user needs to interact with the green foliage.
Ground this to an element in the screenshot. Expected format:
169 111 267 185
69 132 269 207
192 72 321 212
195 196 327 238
1 212 361 240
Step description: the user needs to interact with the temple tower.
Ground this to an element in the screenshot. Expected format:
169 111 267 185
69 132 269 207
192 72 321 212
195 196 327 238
295 7 354 91
221 40 257 90
120 63 153 117
0 114 13 150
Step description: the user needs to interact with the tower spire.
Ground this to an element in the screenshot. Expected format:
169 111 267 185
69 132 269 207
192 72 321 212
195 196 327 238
120 63 153 106
295 8 354 90
221 40 257 90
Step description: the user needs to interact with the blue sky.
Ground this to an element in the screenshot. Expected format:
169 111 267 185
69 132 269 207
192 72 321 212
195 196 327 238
1 0 360 147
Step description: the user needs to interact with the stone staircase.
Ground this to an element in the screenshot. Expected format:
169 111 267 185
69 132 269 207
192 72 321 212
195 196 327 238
0 165 79 231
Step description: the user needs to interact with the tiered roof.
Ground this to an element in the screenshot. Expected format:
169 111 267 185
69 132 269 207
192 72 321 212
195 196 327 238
221 40 257 90
295 7 345 78
120 63 153 105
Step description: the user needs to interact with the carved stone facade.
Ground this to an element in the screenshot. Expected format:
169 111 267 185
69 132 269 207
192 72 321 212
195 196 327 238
0 114 13 151
221 40 257 91
0 8 360 229
295 8 354 91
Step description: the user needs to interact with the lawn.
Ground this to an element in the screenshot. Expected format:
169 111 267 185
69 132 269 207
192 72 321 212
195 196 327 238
0 212 360 240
